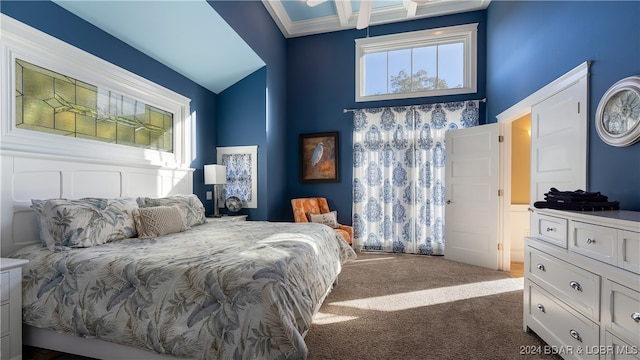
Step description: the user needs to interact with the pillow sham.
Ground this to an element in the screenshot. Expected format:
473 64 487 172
133 205 188 239
308 211 339 229
31 197 138 250
136 194 206 227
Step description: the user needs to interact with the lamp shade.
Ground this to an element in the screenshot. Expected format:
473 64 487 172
204 164 227 185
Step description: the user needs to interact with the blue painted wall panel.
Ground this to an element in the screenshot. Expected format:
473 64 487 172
216 67 267 220
209 0 289 221
487 1 640 210
284 11 488 224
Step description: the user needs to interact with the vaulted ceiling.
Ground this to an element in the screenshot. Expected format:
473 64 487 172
52 0 489 95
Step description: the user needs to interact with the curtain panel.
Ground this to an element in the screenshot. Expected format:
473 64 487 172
352 101 479 255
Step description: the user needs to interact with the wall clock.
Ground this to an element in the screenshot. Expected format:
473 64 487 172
595 75 640 147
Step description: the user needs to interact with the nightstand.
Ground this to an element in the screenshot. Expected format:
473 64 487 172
1 258 29 360
207 215 248 222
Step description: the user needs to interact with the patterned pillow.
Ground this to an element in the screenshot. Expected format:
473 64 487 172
137 194 206 227
308 211 339 229
133 206 188 239
31 198 138 250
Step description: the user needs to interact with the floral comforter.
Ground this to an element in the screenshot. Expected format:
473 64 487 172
11 221 357 359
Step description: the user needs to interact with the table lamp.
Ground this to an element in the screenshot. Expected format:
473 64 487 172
204 164 227 217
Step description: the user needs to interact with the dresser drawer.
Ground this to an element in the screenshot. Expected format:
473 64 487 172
529 247 600 320
571 221 617 265
532 212 568 248
0 303 8 336
604 331 640 359
618 230 640 274
0 271 9 303
604 281 640 347
1 334 9 360
528 282 600 359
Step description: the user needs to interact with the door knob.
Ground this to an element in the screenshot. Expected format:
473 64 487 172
446 200 452 204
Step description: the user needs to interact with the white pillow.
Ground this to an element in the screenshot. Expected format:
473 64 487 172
308 211 339 229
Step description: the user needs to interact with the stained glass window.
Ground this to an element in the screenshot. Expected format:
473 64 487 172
15 59 173 152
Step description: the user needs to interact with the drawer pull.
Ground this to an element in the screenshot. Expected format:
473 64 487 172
632 313 640 322
569 329 582 343
546 227 556 232
586 238 596 244
536 263 546 272
569 281 583 292
537 304 545 313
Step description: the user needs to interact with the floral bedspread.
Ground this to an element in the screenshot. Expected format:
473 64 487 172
11 221 357 359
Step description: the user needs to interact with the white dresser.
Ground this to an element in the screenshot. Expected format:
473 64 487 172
1 258 29 360
524 209 640 359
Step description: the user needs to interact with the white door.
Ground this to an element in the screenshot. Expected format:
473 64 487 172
445 123 501 270
530 77 588 203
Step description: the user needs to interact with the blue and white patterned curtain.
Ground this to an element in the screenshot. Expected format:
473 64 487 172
352 101 479 255
220 153 252 204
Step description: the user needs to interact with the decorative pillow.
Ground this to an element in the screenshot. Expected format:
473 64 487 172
137 194 206 227
31 198 138 250
133 205 188 239
308 211 339 229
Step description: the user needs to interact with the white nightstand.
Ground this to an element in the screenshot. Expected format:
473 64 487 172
1 258 29 360
207 215 248 222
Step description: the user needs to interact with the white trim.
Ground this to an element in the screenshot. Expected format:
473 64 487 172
496 61 590 123
216 145 258 209
0 14 192 169
355 23 478 102
496 60 590 272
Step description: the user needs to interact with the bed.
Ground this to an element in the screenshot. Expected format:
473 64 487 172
2 157 356 359
7 195 356 359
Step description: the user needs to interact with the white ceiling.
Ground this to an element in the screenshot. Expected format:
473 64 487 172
52 0 489 95
53 0 265 94
263 0 491 38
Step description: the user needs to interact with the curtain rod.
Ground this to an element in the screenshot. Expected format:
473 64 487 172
343 98 487 113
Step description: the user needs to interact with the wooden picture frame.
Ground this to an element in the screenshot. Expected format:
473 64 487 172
299 132 339 183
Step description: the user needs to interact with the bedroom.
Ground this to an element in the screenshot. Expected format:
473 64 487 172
1 0 639 359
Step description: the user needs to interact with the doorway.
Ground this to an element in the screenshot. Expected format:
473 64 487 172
497 61 590 272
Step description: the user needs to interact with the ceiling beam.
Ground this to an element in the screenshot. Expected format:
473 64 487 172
403 0 417 18
334 0 353 27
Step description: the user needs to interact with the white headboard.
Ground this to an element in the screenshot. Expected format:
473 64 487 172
0 151 193 257
0 15 196 257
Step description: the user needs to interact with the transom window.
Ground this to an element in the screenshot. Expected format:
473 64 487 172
355 23 478 102
16 59 174 152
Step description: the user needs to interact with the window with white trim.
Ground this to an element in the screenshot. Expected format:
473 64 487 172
1 15 191 168
355 23 478 102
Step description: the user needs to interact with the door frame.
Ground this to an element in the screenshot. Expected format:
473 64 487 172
496 61 590 272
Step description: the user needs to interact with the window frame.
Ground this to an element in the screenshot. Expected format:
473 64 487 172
355 23 478 102
1 15 192 168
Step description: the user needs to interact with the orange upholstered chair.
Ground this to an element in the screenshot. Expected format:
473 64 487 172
291 197 353 245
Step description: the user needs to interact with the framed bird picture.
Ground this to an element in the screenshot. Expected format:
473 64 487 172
299 132 339 183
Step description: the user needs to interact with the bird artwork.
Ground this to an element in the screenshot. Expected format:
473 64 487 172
311 142 324 166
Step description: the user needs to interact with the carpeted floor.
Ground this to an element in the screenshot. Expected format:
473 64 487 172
304 252 560 360
25 252 559 360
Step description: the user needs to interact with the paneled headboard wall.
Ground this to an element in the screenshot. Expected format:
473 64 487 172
0 15 196 257
0 152 193 257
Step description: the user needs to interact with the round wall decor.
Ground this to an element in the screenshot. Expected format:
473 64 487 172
595 75 640 147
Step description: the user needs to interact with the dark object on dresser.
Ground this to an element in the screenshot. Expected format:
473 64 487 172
534 187 620 211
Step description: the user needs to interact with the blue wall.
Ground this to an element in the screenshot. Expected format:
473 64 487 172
216 67 267 220
209 1 289 221
1 1 219 209
487 1 640 210
283 11 487 224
